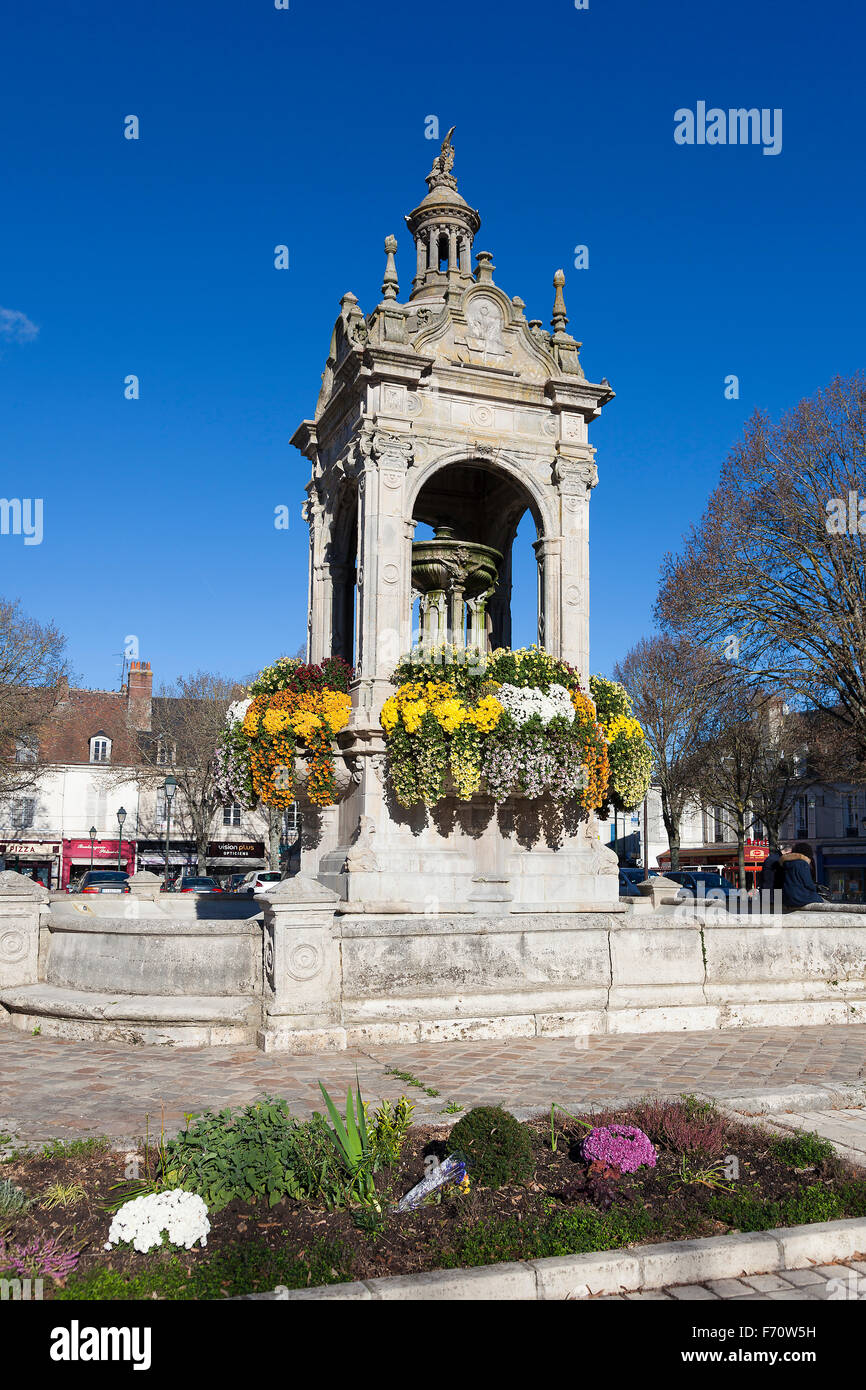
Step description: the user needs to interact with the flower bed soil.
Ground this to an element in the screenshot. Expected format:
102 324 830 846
4 1106 866 1301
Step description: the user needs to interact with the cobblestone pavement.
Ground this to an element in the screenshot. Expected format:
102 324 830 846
596 1259 866 1300
1 1022 865 1144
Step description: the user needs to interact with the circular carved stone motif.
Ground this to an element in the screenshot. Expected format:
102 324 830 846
542 418 557 437
470 404 494 427
565 584 581 606
406 393 422 416
382 563 400 584
287 942 322 981
0 929 27 963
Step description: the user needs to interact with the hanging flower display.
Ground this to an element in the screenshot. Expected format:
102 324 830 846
589 675 653 814
215 656 352 809
380 646 611 812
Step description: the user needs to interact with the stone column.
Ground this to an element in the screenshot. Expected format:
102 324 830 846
259 875 342 1052
553 453 596 684
0 870 49 990
534 535 563 658
428 225 438 270
448 226 458 271
304 487 332 665
415 235 426 281
354 427 413 711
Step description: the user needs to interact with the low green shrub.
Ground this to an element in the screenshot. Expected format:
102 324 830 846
57 1238 352 1301
770 1130 837 1167
447 1106 534 1189
161 1097 351 1210
367 1096 414 1168
0 1179 29 1217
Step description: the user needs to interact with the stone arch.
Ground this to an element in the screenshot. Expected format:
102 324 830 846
406 452 555 651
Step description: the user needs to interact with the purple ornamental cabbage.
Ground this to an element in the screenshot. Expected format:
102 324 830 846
581 1124 657 1174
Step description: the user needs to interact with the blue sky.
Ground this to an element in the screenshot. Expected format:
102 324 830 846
1 0 864 691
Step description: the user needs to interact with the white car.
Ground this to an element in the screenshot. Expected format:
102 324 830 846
241 870 283 896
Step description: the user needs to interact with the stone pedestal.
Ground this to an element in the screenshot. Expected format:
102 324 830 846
0 870 49 991
258 875 343 1052
127 869 163 902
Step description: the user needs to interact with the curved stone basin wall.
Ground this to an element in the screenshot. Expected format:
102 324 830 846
45 915 262 997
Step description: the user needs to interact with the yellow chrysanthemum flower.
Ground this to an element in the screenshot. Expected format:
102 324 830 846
401 699 428 733
262 708 292 735
432 697 466 733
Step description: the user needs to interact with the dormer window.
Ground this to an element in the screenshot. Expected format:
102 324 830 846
156 737 175 766
89 732 111 763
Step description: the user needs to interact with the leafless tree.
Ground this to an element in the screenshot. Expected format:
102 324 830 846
657 374 866 762
136 671 244 875
0 597 70 798
614 635 727 871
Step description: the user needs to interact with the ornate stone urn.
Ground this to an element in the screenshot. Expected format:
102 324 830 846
291 743 356 807
411 525 502 651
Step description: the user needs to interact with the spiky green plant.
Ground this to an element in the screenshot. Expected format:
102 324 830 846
318 1080 377 1204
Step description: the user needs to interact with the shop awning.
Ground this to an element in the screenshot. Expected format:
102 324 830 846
138 852 196 867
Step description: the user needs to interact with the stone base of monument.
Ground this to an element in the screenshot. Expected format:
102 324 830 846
256 880 866 1053
3 871 866 1052
307 772 621 914
0 885 264 1047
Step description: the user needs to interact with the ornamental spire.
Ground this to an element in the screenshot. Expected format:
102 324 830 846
551 269 568 333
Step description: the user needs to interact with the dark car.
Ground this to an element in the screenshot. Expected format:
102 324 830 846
619 870 641 898
78 870 130 895
619 867 657 886
178 876 223 894
666 870 735 901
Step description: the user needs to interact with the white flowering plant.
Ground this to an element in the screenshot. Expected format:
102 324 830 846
105 1189 210 1255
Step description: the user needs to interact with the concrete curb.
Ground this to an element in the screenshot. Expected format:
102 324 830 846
236 1217 866 1300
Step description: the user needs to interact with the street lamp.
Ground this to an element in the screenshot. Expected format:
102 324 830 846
116 806 127 871
162 775 177 892
89 825 97 871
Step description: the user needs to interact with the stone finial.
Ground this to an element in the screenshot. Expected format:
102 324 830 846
474 251 495 284
0 869 49 901
510 295 526 320
381 235 399 301
551 269 568 333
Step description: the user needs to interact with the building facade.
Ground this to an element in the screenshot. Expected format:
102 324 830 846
0 661 269 888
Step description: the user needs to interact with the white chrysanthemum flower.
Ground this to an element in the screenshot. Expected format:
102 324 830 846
226 698 253 726
497 683 575 726
105 1189 210 1254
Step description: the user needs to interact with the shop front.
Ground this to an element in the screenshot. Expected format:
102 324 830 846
0 839 62 890
816 846 866 904
136 839 198 888
62 839 136 890
656 840 770 889
206 840 267 886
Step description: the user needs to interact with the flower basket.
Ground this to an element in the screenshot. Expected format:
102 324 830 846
293 744 355 807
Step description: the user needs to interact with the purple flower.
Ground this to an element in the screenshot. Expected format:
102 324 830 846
581 1125 657 1174
0 1235 80 1282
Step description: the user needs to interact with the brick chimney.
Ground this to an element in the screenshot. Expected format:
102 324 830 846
126 660 152 731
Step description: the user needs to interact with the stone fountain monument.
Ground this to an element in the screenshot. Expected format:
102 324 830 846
290 129 619 922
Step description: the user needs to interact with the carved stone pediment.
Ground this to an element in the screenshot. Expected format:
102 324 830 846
411 285 557 384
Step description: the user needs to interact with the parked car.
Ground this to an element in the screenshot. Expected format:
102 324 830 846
77 870 130 895
241 870 283 897
618 870 641 898
618 867 657 886
666 870 736 901
178 876 223 894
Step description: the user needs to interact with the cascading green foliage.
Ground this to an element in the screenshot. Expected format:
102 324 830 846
447 1106 534 1189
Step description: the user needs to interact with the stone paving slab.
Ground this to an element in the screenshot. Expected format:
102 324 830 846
596 1260 866 1301
1 1021 865 1144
